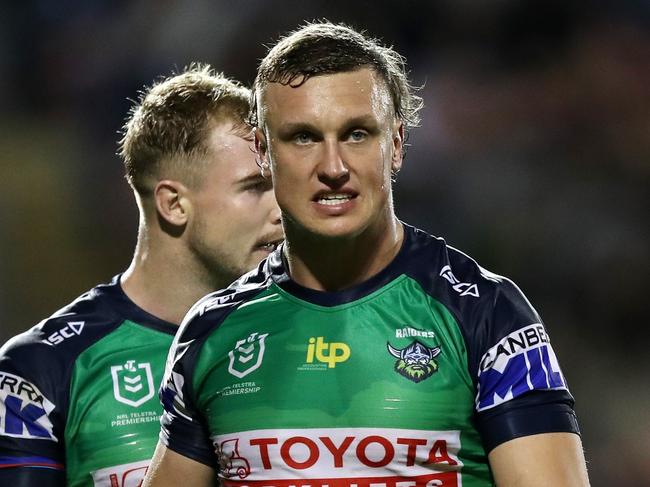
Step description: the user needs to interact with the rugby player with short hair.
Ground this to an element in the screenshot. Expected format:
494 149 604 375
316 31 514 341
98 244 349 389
0 64 282 486
145 24 590 487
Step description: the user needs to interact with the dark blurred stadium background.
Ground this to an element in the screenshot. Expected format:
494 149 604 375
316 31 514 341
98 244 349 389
0 1 648 485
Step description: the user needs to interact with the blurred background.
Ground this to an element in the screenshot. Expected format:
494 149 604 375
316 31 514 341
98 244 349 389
0 0 648 484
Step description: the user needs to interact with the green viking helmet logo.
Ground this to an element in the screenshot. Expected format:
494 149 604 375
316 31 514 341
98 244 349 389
387 340 441 383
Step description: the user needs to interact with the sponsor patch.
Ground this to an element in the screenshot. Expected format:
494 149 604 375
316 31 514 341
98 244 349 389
476 324 566 411
213 427 462 485
387 340 441 383
111 360 155 408
298 337 351 371
216 438 252 479
228 332 269 379
0 372 57 441
91 459 149 487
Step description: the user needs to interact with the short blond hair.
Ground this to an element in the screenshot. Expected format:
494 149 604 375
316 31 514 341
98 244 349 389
252 22 422 131
119 64 251 195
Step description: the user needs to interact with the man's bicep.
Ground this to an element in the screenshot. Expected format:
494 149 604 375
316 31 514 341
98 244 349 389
0 345 65 481
0 466 65 486
488 432 590 487
142 441 214 487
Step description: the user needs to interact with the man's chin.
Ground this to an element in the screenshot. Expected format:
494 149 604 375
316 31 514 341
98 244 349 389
246 248 274 268
295 219 366 242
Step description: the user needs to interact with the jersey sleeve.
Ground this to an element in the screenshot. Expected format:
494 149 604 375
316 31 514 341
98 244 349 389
0 333 65 472
470 276 580 451
159 322 217 467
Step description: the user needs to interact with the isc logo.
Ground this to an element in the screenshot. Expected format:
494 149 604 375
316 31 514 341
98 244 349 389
306 337 351 368
42 321 85 346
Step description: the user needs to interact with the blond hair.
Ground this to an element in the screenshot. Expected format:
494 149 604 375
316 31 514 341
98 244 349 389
120 63 251 194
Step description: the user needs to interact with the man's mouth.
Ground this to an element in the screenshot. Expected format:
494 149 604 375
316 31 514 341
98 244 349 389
314 191 358 206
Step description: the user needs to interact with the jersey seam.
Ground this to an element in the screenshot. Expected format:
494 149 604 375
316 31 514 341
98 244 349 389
270 274 409 312
404 274 477 393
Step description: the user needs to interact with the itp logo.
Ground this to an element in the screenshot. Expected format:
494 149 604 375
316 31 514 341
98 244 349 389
306 337 351 368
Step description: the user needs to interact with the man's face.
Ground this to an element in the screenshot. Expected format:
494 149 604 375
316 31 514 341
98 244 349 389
187 121 282 285
258 68 403 240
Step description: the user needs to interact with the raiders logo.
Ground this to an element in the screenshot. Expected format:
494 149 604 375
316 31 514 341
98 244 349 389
387 340 441 383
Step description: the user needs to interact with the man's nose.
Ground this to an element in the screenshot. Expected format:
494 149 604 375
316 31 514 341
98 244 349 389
317 140 349 185
268 192 281 225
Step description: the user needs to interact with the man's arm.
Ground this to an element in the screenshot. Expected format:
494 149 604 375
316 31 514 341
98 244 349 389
0 333 66 487
488 432 590 487
142 441 214 487
0 467 65 487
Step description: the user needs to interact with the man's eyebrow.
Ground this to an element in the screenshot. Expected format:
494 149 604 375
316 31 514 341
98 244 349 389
276 122 318 135
236 172 265 185
276 115 379 135
344 114 379 126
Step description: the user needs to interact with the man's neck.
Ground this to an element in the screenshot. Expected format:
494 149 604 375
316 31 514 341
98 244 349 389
120 241 225 325
285 216 404 292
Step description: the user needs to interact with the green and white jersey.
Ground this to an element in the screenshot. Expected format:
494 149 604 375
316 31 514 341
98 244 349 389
161 224 579 486
0 276 176 486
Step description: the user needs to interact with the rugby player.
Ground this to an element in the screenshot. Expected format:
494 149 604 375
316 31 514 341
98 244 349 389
144 24 590 486
0 65 282 486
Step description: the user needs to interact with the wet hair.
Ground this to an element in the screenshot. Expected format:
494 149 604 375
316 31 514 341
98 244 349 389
119 63 251 195
251 21 422 131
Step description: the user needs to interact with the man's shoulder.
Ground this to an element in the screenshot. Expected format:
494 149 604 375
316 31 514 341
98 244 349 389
0 278 129 451
177 260 276 343
1 277 127 369
403 224 511 301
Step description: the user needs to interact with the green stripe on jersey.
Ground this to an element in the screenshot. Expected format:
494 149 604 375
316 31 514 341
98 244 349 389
65 320 173 487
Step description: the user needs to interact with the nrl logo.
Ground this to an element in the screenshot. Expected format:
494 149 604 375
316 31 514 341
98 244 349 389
387 340 442 383
228 332 269 379
111 360 155 407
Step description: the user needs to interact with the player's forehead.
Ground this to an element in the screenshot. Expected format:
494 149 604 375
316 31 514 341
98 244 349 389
202 122 257 181
259 68 393 128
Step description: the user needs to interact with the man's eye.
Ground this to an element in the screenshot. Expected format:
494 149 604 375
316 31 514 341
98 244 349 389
294 132 313 144
349 130 367 142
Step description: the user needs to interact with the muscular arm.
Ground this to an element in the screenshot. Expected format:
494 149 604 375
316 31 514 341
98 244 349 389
0 468 65 487
142 442 215 487
488 432 590 487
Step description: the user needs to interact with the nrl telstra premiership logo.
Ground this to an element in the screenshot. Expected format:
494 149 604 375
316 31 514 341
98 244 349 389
111 360 155 407
387 340 442 383
228 332 269 379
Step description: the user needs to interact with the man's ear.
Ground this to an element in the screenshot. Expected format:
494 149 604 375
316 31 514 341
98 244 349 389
391 122 405 174
154 180 190 228
254 127 271 178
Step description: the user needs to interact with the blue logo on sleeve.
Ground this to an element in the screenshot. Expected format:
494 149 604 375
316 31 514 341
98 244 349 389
0 372 57 441
476 324 567 411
